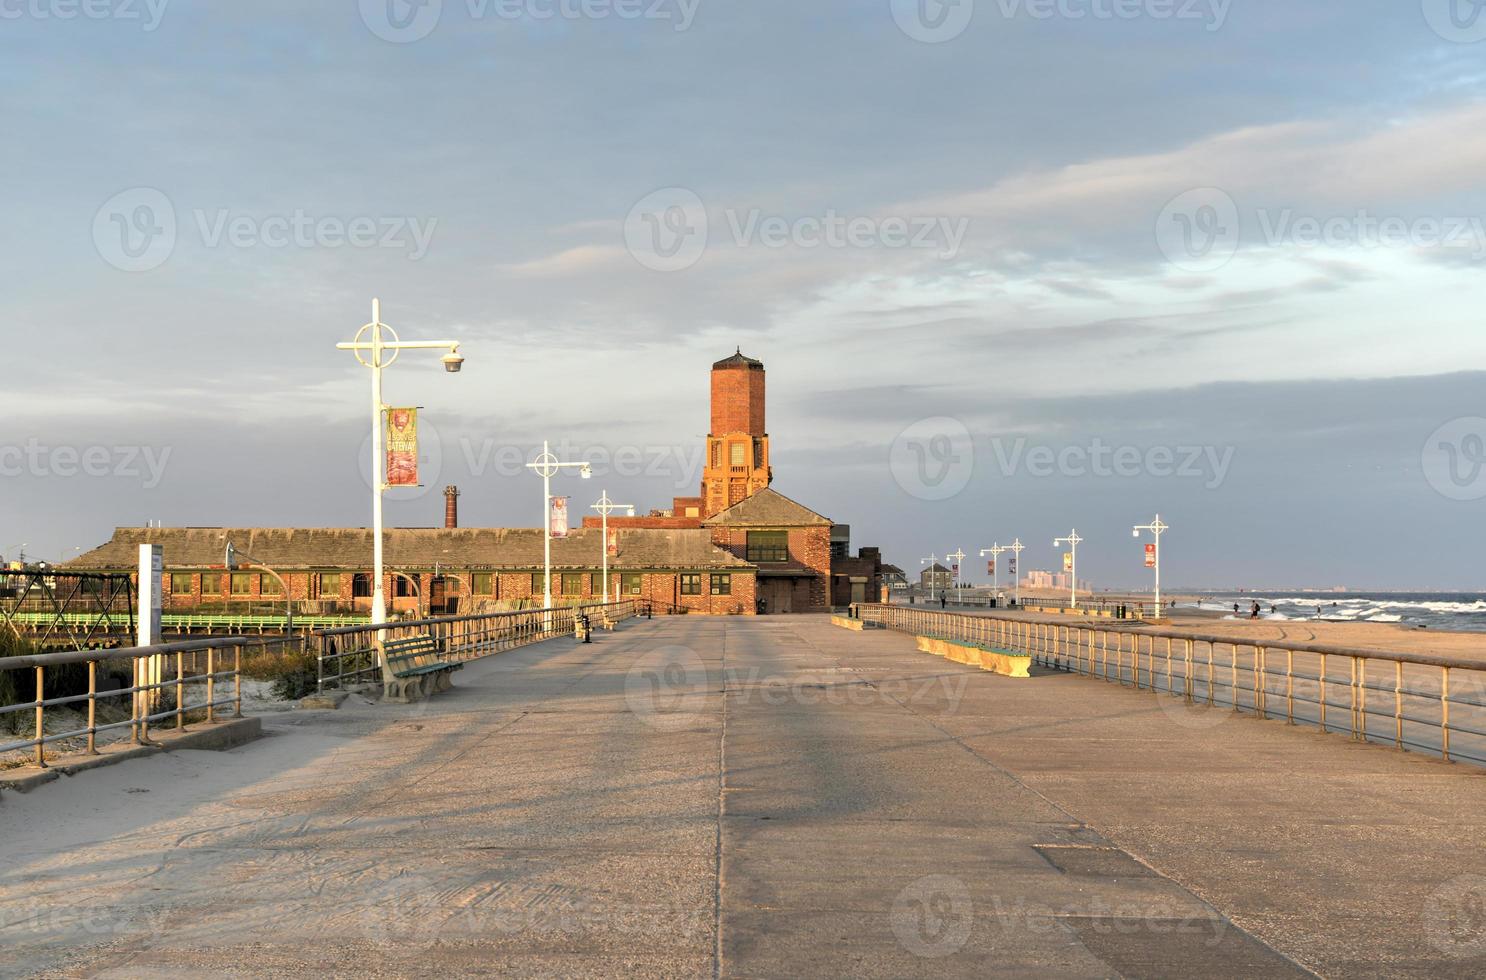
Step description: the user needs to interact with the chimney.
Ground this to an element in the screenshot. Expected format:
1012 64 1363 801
444 486 460 529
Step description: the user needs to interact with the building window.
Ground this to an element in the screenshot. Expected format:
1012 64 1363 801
261 574 283 597
730 442 746 466
746 531 789 563
829 540 848 559
532 573 545 595
393 576 416 598
711 574 731 595
169 573 193 595
352 573 372 598
621 573 643 596
711 443 721 468
312 573 341 599
472 573 494 596
680 573 702 596
562 573 584 596
754 439 765 468
201 572 222 596
230 572 253 596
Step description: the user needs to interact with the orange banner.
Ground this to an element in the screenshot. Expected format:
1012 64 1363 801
386 408 419 487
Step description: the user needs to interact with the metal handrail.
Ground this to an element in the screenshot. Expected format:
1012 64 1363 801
1 634 293 768
854 603 1486 767
312 600 643 692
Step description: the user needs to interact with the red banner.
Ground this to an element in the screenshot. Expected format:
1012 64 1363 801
986 560 995 575
1145 543 1157 568
385 408 419 487
550 496 570 539
607 529 619 557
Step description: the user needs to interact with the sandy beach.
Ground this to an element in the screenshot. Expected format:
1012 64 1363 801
1155 609 1486 666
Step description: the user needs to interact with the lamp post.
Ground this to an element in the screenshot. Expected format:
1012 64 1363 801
591 491 636 603
526 440 592 614
1008 539 1025 606
946 548 966 600
225 541 292 634
1053 529 1084 609
920 553 938 602
336 299 464 626
979 543 1008 602
1133 514 1169 613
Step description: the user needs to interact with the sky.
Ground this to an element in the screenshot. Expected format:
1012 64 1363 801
3 0 1485 590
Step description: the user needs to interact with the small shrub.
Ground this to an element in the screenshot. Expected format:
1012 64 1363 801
241 648 319 701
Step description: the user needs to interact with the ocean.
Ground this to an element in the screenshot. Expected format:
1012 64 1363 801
1197 593 1486 633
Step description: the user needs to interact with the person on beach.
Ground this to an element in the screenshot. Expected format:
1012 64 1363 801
1234 603 1240 615
1250 601 1262 620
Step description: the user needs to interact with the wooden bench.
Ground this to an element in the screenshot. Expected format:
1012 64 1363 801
380 633 463 702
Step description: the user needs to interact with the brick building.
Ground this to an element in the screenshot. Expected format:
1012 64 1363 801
68 525 756 617
68 349 882 618
580 350 883 613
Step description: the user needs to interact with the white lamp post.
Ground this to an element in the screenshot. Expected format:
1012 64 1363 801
1133 514 1169 613
946 548 966 598
526 441 592 614
1053 529 1084 609
336 298 464 626
979 542 1008 601
1008 538 1025 606
591 491 635 603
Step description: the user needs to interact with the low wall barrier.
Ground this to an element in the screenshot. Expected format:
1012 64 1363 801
312 600 643 693
0 635 289 768
854 603 1486 767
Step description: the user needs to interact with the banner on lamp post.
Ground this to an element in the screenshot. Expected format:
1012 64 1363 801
1144 543 1157 568
550 496 570 539
385 408 419 487
607 529 619 557
986 560 994 575
1063 553 1073 572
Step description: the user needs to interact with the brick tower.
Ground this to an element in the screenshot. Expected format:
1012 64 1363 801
701 349 772 517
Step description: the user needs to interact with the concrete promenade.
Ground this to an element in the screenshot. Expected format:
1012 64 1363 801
2 617 1485 977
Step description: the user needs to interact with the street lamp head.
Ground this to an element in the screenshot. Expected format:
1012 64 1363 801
1133 528 1141 538
624 507 635 517
580 465 593 480
441 348 465 374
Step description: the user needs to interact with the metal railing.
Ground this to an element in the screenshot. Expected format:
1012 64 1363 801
855 603 1486 767
312 600 644 692
0 635 293 768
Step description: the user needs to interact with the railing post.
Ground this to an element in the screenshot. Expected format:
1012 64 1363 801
87 661 99 754
1394 660 1403 749
34 665 46 768
1441 667 1451 762
1325 654 1337 731
234 643 243 718
1255 647 1265 720
176 651 187 731
1184 639 1194 702
1286 650 1294 724
206 648 216 725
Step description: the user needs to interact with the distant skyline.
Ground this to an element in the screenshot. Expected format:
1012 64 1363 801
4 1 1485 590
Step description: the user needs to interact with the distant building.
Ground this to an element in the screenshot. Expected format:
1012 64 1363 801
880 564 908 591
920 562 952 592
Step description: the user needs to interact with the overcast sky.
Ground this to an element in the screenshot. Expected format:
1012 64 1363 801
3 0 1485 590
